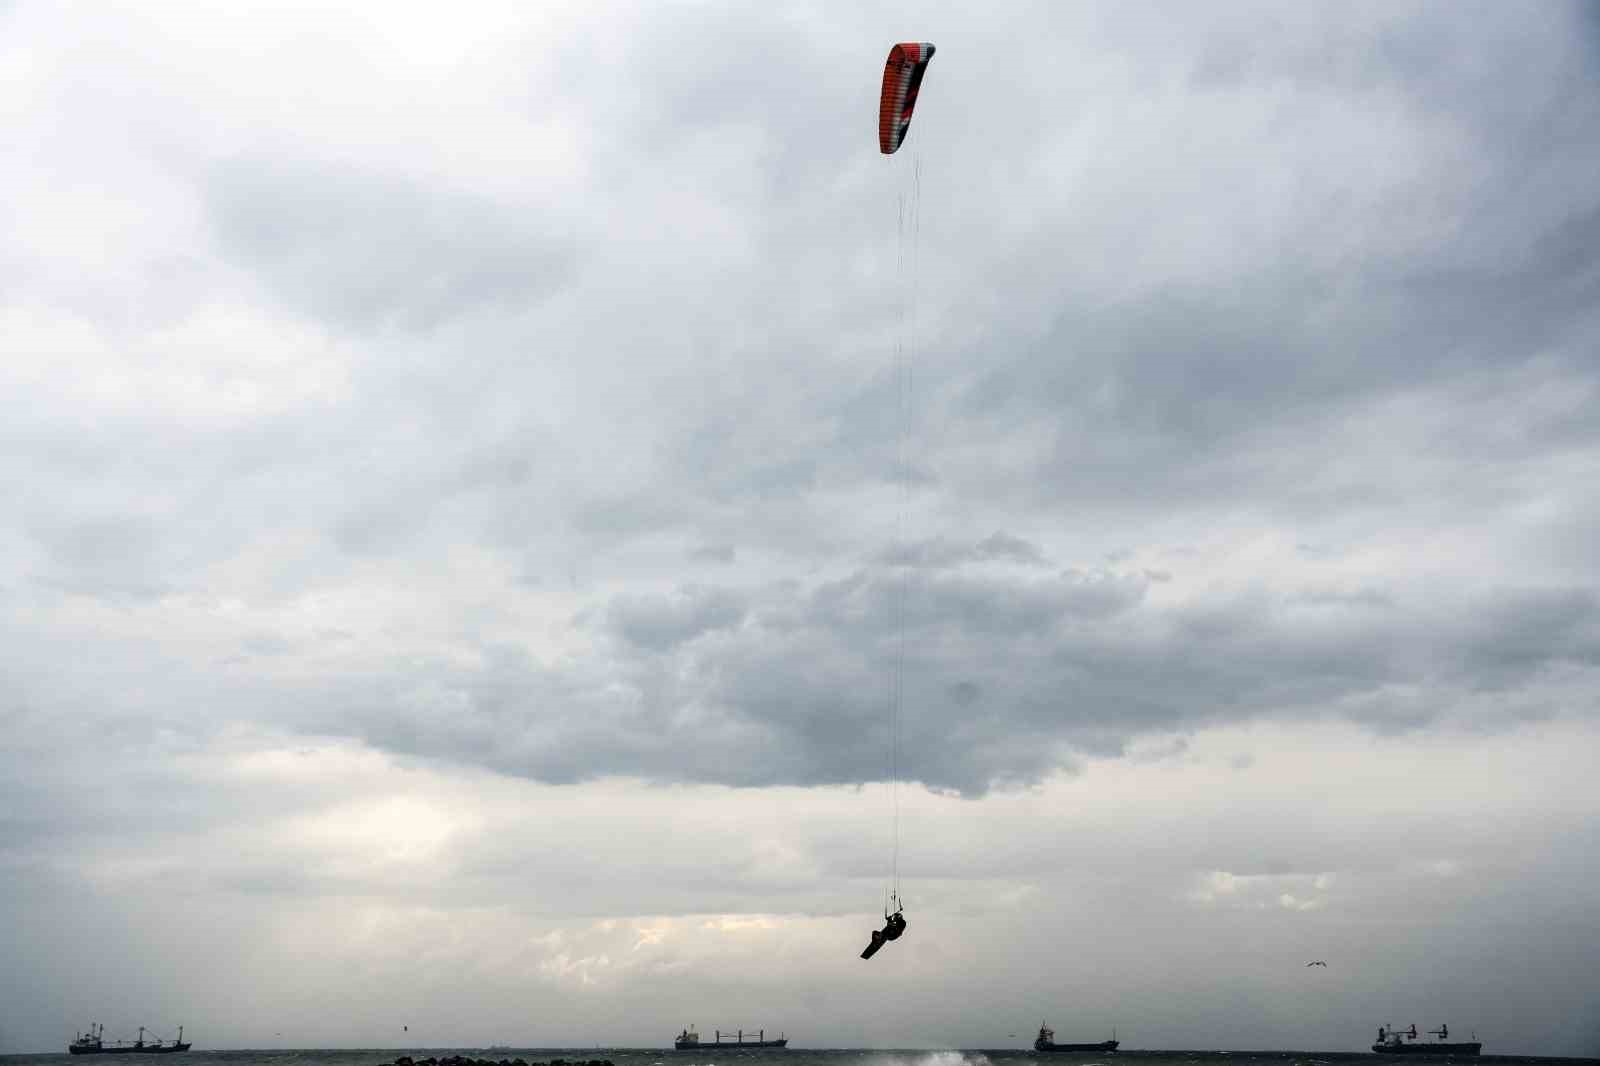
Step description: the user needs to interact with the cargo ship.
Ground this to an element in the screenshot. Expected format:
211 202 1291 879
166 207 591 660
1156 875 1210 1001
1373 1024 1481 1055
1034 1023 1118 1053
674 1026 787 1050
70 1025 190 1055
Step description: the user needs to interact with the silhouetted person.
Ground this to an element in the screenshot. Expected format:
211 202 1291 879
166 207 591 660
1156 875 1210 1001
860 909 907 960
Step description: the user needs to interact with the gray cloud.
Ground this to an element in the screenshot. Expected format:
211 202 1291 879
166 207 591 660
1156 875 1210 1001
5 0 1598 790
609 585 747 650
879 532 1050 569
688 542 737 564
207 159 575 331
285 565 1600 796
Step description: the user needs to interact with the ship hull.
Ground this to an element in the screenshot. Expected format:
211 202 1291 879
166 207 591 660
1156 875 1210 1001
1035 1042 1119 1054
70 1046 191 1055
1372 1045 1480 1056
675 1041 787 1050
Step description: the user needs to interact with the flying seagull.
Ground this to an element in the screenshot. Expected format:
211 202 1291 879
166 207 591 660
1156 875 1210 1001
1306 960 1327 967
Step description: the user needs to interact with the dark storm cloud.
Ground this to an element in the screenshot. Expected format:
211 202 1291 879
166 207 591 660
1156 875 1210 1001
949 259 1600 520
1447 587 1600 687
307 556 1599 795
673 573 1594 790
315 563 1154 790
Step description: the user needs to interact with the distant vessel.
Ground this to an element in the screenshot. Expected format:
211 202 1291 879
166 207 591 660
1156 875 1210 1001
69 1025 191 1055
1373 1024 1481 1056
674 1026 787 1050
1034 1023 1118 1053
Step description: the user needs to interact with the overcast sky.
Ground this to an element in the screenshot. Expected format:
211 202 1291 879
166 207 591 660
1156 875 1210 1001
4 0 1600 1057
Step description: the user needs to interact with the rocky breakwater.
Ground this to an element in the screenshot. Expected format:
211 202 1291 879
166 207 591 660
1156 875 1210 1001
390 1058 614 1066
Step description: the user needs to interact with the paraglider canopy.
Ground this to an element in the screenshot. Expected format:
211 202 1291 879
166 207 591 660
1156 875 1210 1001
879 42 936 154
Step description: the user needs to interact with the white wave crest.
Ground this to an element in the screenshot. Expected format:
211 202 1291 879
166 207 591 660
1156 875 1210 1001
865 1053 992 1066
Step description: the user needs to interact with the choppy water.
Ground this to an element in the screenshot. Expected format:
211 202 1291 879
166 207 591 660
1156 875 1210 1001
3 1048 1595 1066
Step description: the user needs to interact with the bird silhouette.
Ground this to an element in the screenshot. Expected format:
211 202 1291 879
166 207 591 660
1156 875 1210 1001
1306 960 1327 967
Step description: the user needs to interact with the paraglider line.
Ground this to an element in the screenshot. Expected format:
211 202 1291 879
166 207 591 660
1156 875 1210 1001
890 182 906 909
887 149 924 911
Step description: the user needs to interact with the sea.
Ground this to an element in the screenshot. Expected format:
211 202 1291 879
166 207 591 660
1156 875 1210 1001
3 1048 1596 1066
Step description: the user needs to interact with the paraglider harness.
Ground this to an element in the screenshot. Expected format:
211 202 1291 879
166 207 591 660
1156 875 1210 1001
859 895 908 960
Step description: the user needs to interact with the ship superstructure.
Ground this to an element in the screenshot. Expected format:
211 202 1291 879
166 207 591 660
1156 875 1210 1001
674 1026 787 1050
70 1025 190 1055
1373 1023 1481 1055
1034 1023 1118 1054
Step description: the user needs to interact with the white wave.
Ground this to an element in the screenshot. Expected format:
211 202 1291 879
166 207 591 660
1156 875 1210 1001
863 1053 992 1066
